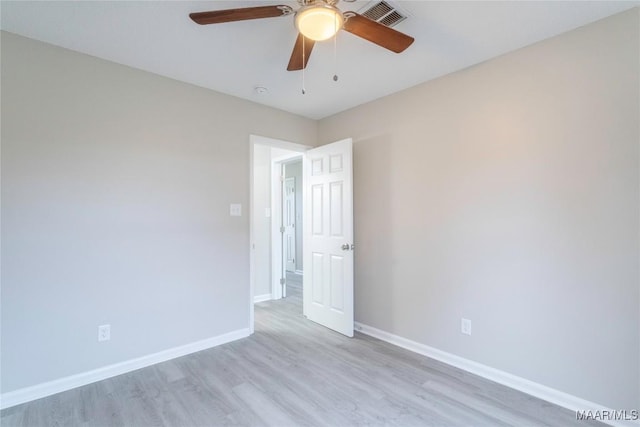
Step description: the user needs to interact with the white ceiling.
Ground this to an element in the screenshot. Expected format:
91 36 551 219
1 1 637 119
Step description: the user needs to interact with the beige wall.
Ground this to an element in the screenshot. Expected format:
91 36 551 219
318 9 639 410
252 144 272 298
0 31 316 392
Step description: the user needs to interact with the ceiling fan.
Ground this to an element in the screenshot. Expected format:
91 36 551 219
189 0 415 71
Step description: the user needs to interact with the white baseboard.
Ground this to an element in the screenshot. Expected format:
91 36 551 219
0 327 251 410
354 322 638 427
253 293 272 303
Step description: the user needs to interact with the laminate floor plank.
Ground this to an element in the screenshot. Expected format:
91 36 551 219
1 273 606 426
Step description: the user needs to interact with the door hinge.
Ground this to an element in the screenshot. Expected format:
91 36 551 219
280 278 285 285
280 226 285 233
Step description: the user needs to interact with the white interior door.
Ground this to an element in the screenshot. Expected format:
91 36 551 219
303 138 354 337
284 177 296 272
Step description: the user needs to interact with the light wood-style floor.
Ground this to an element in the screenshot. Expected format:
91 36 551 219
1 273 603 426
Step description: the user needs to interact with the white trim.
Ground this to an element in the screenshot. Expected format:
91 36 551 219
253 135 310 152
294 270 303 275
249 137 256 334
253 293 272 303
354 322 638 427
0 328 250 410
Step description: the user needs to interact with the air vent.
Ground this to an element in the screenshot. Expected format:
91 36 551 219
360 1 407 27
362 1 392 21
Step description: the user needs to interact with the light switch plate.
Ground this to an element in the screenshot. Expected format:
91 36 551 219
265 208 271 217
230 204 242 216
461 318 472 335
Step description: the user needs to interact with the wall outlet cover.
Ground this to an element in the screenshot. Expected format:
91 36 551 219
98 324 111 342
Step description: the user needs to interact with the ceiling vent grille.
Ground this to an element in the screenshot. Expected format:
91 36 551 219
360 1 406 27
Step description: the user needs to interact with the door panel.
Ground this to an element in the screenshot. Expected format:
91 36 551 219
303 138 354 337
330 182 343 236
312 253 324 304
330 255 345 311
311 185 323 235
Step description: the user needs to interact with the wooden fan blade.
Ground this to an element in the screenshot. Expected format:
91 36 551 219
287 34 316 71
190 5 292 25
343 13 414 53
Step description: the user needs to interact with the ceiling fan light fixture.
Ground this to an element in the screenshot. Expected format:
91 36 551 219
295 4 344 41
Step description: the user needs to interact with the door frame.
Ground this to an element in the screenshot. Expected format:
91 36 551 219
249 135 309 334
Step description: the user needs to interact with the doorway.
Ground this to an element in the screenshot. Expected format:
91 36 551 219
273 157 303 299
250 135 355 337
282 160 303 304
284 159 303 272
249 135 309 334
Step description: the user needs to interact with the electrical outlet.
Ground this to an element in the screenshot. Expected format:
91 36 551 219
98 324 111 342
461 318 472 335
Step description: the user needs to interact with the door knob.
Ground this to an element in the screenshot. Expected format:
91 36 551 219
341 244 350 251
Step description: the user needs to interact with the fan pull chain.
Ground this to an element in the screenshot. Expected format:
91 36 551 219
333 32 338 82
302 36 306 95
333 18 338 82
